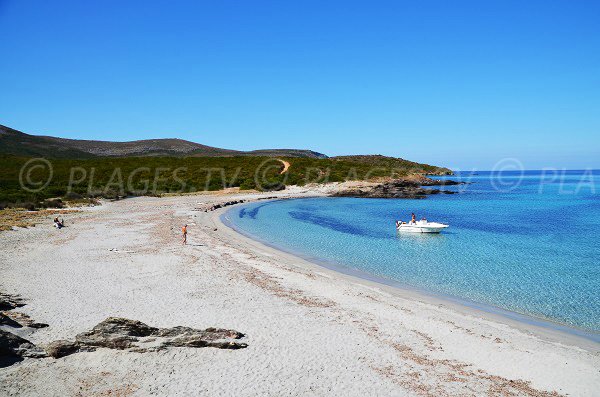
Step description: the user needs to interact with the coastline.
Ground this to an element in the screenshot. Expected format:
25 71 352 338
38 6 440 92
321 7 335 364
218 199 600 347
1 191 599 396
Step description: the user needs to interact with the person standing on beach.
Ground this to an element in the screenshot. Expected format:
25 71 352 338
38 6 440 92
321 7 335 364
182 224 188 245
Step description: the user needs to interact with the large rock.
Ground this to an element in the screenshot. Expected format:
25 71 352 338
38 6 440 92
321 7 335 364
45 340 82 359
45 317 247 359
1 317 247 365
0 291 49 329
0 313 22 328
75 317 158 350
0 329 47 359
1 311 48 329
157 326 246 350
0 292 25 311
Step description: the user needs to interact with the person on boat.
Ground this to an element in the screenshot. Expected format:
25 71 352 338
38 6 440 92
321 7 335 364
182 224 188 245
410 213 416 224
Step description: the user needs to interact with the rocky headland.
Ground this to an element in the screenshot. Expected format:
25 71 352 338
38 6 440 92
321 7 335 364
330 175 466 199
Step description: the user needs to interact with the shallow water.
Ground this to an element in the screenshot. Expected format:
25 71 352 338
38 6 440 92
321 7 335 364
225 170 600 333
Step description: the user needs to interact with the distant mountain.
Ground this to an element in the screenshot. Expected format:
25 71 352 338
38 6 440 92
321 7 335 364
0 124 328 159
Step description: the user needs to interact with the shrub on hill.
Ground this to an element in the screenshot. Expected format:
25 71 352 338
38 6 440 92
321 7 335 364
0 155 450 208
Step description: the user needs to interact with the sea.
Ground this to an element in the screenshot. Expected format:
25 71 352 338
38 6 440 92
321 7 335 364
223 170 600 339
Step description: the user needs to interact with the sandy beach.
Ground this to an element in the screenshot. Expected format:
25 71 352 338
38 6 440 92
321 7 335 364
1 191 599 396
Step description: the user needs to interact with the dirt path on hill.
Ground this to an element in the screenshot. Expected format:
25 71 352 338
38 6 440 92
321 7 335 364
279 159 290 174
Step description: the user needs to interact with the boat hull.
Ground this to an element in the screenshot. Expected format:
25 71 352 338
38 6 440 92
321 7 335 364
396 221 449 234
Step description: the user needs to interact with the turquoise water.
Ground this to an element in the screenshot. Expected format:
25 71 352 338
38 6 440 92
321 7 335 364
224 171 600 335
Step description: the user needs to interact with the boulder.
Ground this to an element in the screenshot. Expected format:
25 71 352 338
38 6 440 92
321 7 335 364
0 329 46 359
57 317 246 358
3 317 247 365
0 292 25 311
75 317 159 350
45 340 82 359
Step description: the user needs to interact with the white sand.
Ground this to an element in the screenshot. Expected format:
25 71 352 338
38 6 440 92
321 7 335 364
1 191 599 396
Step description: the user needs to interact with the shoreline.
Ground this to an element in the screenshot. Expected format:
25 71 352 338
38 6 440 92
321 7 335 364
217 199 600 351
2 192 599 396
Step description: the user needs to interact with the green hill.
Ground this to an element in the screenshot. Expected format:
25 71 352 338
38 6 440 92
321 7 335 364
0 154 451 207
0 124 327 159
0 124 452 207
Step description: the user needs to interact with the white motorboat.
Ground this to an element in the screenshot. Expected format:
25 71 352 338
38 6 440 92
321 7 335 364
396 219 449 233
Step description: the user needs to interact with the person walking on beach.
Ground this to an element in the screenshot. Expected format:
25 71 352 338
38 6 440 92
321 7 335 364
182 224 188 245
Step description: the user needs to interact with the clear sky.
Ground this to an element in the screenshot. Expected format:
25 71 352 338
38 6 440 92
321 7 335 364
1 0 598 169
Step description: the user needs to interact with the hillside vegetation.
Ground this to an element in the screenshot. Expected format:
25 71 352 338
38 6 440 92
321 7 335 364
0 155 451 207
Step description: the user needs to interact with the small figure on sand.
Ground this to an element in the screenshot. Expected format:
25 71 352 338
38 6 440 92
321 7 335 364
53 217 65 229
182 224 188 245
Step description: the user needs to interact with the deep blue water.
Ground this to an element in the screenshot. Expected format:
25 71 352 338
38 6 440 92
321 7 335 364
224 170 600 334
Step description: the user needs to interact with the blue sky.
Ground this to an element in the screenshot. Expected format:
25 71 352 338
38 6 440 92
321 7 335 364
1 0 598 169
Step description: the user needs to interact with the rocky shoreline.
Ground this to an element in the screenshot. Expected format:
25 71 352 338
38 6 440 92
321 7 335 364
330 176 465 199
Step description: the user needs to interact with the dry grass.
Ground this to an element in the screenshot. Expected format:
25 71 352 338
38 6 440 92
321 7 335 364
0 208 80 232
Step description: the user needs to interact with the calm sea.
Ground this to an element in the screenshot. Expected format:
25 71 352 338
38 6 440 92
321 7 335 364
223 170 600 337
